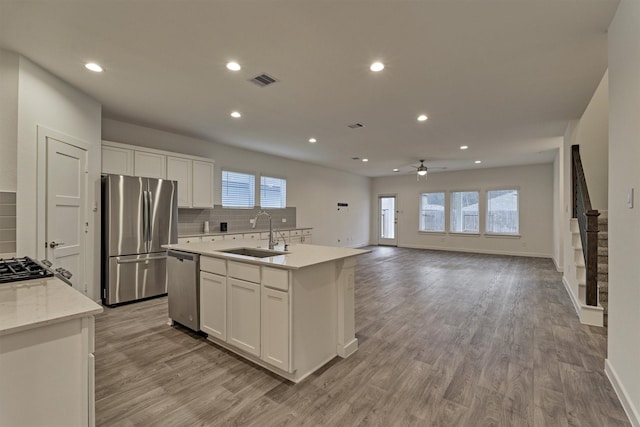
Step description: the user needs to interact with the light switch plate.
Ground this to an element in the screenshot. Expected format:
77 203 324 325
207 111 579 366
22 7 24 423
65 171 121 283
282 218 287 222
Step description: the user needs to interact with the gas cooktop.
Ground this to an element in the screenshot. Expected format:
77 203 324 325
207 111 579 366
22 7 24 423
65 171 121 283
0 257 54 284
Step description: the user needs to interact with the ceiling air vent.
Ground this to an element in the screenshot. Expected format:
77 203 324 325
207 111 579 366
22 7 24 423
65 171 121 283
249 73 278 87
348 123 365 129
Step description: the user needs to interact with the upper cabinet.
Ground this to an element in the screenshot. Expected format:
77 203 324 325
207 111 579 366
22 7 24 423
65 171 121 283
192 160 215 208
102 141 214 209
166 156 192 208
102 145 134 176
134 151 166 179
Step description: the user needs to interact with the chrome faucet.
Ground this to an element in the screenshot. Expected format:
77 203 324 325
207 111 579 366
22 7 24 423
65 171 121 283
252 211 276 249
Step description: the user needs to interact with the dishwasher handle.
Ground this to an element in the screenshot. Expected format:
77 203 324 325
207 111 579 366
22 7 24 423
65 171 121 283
168 250 198 262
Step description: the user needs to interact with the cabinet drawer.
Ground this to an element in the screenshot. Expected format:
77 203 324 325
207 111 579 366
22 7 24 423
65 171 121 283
223 234 243 241
243 233 260 240
202 235 223 243
302 229 312 236
262 267 288 292
260 232 271 240
201 256 226 275
290 230 301 237
178 236 202 244
228 261 261 283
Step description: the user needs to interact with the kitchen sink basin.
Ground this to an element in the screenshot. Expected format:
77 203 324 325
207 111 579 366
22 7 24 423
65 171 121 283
218 247 287 258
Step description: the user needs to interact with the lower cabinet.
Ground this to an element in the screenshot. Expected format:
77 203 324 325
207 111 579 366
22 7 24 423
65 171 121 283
227 278 261 357
200 272 226 341
261 287 289 371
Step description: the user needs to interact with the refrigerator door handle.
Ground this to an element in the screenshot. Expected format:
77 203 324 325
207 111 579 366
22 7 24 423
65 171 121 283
147 191 153 250
117 255 167 264
142 190 149 252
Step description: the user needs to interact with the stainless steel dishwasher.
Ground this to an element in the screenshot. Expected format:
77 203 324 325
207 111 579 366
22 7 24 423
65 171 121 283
167 250 200 331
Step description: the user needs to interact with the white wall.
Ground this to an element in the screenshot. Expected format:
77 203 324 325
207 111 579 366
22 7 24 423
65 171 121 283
0 49 18 192
552 146 564 271
574 71 609 211
16 56 102 300
370 163 554 258
606 1 640 425
102 118 371 248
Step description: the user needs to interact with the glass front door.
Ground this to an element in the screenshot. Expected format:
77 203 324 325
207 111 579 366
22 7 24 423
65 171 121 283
378 195 397 246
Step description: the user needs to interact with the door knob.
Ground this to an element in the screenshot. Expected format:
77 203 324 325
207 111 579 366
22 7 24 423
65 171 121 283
49 241 64 248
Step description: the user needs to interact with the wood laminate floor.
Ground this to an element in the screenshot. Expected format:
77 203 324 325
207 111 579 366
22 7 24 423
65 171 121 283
95 247 629 426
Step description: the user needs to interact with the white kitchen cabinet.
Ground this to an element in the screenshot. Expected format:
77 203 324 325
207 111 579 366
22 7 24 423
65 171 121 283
227 278 261 356
202 235 223 243
134 150 166 179
166 156 192 207
261 287 290 371
102 145 133 175
192 160 214 208
200 271 226 341
290 236 302 245
223 233 243 241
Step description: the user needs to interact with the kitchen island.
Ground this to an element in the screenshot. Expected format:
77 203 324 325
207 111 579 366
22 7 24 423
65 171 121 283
0 278 103 426
163 240 370 383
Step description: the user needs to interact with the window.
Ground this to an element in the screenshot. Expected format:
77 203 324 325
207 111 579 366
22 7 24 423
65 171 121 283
450 191 479 233
419 192 445 232
221 170 255 208
260 176 287 208
486 189 519 234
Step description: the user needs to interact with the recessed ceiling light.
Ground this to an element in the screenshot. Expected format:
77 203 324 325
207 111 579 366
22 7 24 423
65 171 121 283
475 160 482 164
85 62 103 72
362 158 369 162
370 62 384 72
230 111 241 118
393 168 399 172
226 62 241 71
309 138 317 143
460 145 468 150
417 114 428 122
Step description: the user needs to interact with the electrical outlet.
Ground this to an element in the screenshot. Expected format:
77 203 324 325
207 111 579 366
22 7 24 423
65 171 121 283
282 218 286 223
249 219 255 224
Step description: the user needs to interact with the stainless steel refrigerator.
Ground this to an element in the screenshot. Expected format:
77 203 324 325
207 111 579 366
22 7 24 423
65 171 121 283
101 175 178 306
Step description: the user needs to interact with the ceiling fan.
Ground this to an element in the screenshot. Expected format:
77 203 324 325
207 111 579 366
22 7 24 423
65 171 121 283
410 159 446 181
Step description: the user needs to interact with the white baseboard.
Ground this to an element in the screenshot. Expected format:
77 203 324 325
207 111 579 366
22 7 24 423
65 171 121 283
562 275 581 318
337 338 358 358
561 276 603 327
398 243 552 259
552 256 564 272
605 359 639 426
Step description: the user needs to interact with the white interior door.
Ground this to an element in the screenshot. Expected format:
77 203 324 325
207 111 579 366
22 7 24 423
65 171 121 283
378 195 398 246
46 137 87 293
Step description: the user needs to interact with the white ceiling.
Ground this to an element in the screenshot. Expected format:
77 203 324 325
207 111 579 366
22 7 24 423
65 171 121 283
0 0 618 177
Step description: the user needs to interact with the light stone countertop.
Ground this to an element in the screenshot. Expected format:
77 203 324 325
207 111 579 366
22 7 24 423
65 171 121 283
0 278 103 336
163 240 370 270
178 226 313 238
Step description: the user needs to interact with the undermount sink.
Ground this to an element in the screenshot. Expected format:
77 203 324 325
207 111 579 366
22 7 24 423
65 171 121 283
218 247 288 258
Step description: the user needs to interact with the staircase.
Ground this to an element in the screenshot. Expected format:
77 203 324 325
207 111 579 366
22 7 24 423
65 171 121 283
598 216 609 327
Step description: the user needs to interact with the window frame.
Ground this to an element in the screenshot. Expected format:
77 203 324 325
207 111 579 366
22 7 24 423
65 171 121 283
259 174 287 209
485 187 521 236
418 190 447 233
221 168 256 209
449 189 481 235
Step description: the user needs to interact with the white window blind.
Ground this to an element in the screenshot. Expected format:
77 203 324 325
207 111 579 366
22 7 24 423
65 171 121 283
419 192 445 232
260 176 287 208
221 170 255 208
450 191 479 233
487 189 519 234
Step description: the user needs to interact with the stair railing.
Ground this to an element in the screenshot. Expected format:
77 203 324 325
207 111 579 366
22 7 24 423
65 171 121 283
571 145 599 307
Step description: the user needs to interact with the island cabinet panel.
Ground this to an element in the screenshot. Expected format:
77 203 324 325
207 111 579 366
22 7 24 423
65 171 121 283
200 272 227 341
227 278 261 356
228 261 260 283
262 267 288 292
261 287 290 371
201 256 226 275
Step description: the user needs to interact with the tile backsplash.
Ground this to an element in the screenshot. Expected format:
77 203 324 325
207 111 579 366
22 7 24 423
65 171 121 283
178 206 296 235
0 192 17 256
